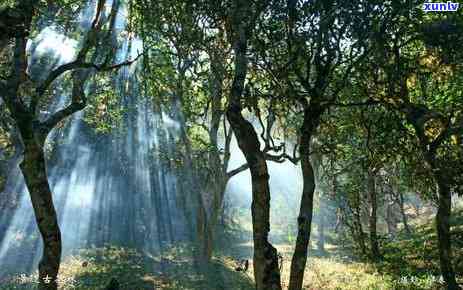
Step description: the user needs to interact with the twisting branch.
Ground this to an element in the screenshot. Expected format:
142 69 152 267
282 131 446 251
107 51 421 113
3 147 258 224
264 151 300 165
39 52 144 98
226 144 301 179
35 0 142 133
39 53 142 133
4 11 33 117
40 71 86 132
36 60 88 97
32 0 108 112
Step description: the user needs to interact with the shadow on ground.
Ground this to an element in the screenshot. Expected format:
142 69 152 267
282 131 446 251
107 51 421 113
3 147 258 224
0 244 254 290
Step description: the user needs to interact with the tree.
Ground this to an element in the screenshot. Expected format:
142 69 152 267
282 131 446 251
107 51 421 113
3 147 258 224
254 1 372 288
0 1 138 288
364 5 463 288
224 0 282 288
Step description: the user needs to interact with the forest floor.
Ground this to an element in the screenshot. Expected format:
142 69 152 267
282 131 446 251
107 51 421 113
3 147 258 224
1 209 462 290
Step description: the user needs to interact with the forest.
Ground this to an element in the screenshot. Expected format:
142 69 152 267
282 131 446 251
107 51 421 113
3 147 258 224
0 0 462 290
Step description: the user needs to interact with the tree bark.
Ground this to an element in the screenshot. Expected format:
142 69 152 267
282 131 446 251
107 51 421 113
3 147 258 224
351 192 367 257
367 169 380 260
435 174 460 290
288 137 315 290
0 1 38 50
355 210 367 257
19 130 61 290
5 26 63 287
225 1 281 286
200 46 228 262
312 139 325 254
385 196 397 235
317 206 325 253
227 105 282 290
397 190 411 234
288 105 322 290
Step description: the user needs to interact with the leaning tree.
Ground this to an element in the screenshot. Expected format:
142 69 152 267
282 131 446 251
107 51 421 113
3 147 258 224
0 1 139 288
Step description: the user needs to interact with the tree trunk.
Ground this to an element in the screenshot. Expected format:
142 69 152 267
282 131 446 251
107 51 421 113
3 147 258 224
288 106 322 290
397 190 411 234
367 170 380 260
334 207 342 233
406 105 461 290
312 139 325 254
171 69 210 267
0 160 6 193
0 1 118 287
385 199 397 235
288 142 315 290
317 208 325 253
20 138 61 290
355 212 367 257
196 196 210 266
435 176 460 290
352 194 367 257
200 55 227 262
227 105 282 290
226 1 281 287
202 180 227 262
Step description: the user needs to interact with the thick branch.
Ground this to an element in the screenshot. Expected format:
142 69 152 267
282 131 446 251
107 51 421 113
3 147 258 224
39 54 141 132
226 149 300 179
40 71 86 132
37 54 142 97
36 60 86 96
226 163 249 179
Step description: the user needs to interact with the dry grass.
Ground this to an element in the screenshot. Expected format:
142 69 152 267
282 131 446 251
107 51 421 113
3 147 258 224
2 207 462 289
239 243 396 290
